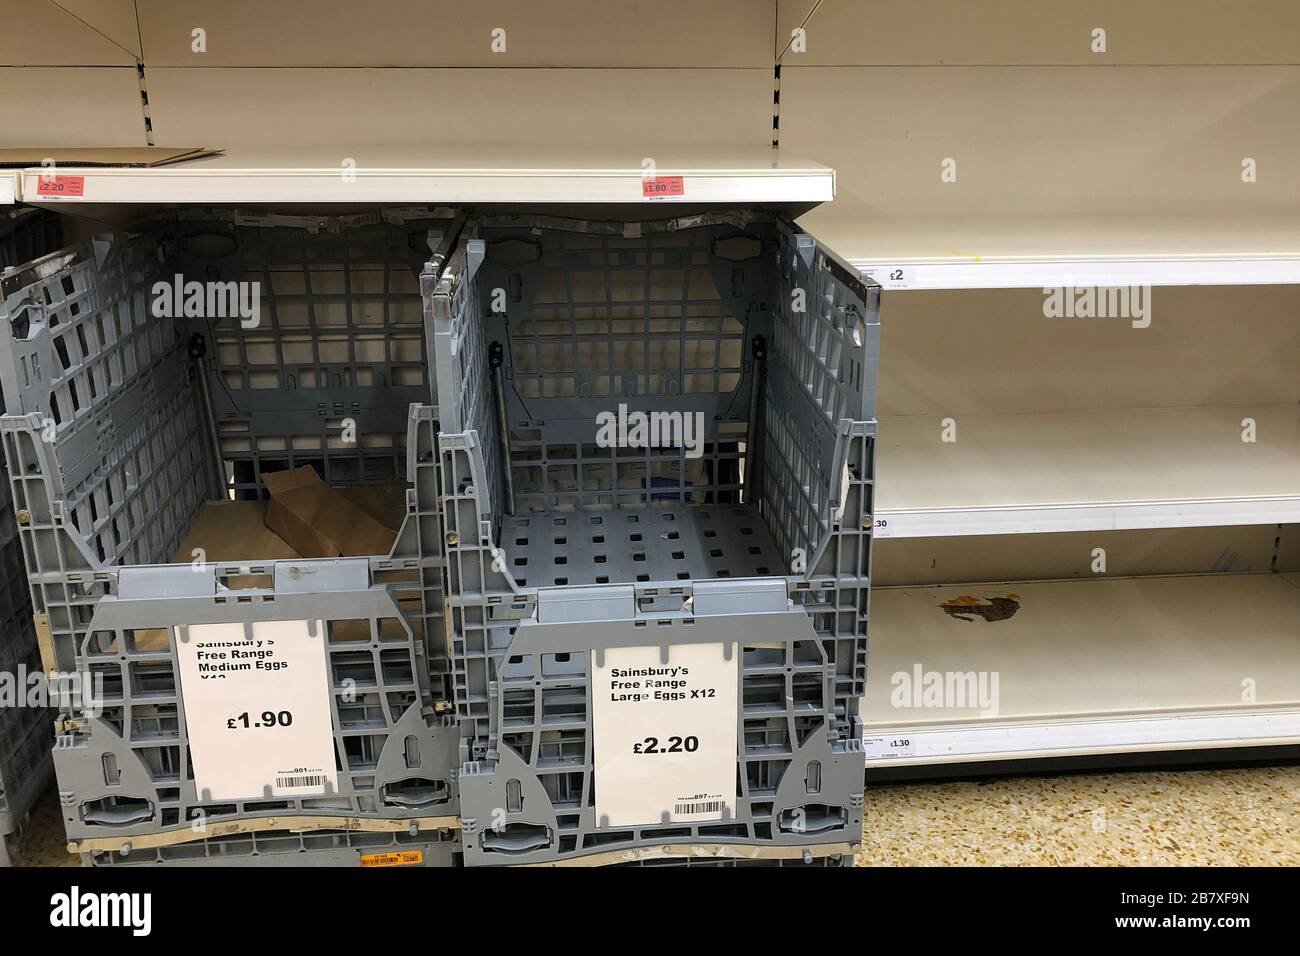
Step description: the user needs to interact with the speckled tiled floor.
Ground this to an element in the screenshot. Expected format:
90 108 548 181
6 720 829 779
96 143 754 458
13 781 76 867
856 765 1300 866
12 764 1299 866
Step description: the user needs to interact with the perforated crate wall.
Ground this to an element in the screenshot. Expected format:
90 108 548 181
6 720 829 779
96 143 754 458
188 214 449 495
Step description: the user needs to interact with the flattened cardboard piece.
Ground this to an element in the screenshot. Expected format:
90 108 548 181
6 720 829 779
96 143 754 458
174 499 301 564
337 482 409 532
263 466 397 559
0 146 222 168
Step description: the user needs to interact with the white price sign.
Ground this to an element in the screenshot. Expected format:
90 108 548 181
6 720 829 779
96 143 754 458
175 620 338 801
861 265 914 290
591 642 738 828
863 733 916 759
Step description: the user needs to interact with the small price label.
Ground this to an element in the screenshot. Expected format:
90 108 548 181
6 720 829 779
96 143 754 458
359 850 424 868
872 516 893 539
642 176 685 199
35 175 85 198
863 734 915 759
861 265 913 290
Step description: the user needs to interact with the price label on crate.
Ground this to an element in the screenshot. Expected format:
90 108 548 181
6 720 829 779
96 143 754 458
175 619 338 801
359 850 424 868
33 175 85 198
591 642 738 827
862 734 917 759
641 176 685 199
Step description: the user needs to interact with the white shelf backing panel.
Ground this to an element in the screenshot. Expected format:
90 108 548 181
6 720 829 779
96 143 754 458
874 404 1300 537
0 67 148 148
144 67 775 150
863 572 1300 766
16 147 833 206
777 0 1300 66
783 66 1300 287
136 0 774 68
0 1 139 65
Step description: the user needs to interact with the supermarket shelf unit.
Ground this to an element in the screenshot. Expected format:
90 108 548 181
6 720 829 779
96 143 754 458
858 256 1300 771
10 149 1297 781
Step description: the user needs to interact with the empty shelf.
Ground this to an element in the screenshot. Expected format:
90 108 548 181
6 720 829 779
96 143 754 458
846 212 1300 289
862 572 1300 766
874 404 1300 537
779 65 1300 288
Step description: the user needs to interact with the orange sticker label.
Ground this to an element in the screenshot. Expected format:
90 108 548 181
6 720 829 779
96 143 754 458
359 849 424 868
642 176 684 199
35 175 85 198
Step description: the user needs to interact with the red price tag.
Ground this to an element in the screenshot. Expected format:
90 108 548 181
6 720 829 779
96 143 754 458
35 175 85 198
642 176 684 199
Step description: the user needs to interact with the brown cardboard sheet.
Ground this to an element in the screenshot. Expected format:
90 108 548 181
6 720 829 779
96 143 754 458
0 146 221 168
263 467 398 559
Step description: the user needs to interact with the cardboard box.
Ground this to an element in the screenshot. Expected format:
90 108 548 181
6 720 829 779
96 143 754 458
262 466 398 558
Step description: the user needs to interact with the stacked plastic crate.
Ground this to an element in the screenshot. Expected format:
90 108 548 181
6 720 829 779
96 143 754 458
428 213 879 866
0 212 463 866
0 207 63 865
0 434 48 867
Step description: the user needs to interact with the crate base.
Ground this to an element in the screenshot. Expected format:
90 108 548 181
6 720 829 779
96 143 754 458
81 827 462 867
500 505 789 588
519 840 857 867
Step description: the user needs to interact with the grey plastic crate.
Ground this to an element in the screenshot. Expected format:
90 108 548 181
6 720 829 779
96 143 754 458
0 211 461 856
429 213 878 865
80 824 461 867
0 204 66 866
0 473 50 868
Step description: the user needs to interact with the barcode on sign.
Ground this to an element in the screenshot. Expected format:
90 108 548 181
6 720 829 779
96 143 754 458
275 774 326 790
674 800 724 815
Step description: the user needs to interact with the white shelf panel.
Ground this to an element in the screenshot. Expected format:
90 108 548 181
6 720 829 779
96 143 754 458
864 710 1300 766
874 404 1300 538
862 572 1300 766
0 173 15 206
857 254 1300 291
14 147 834 207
